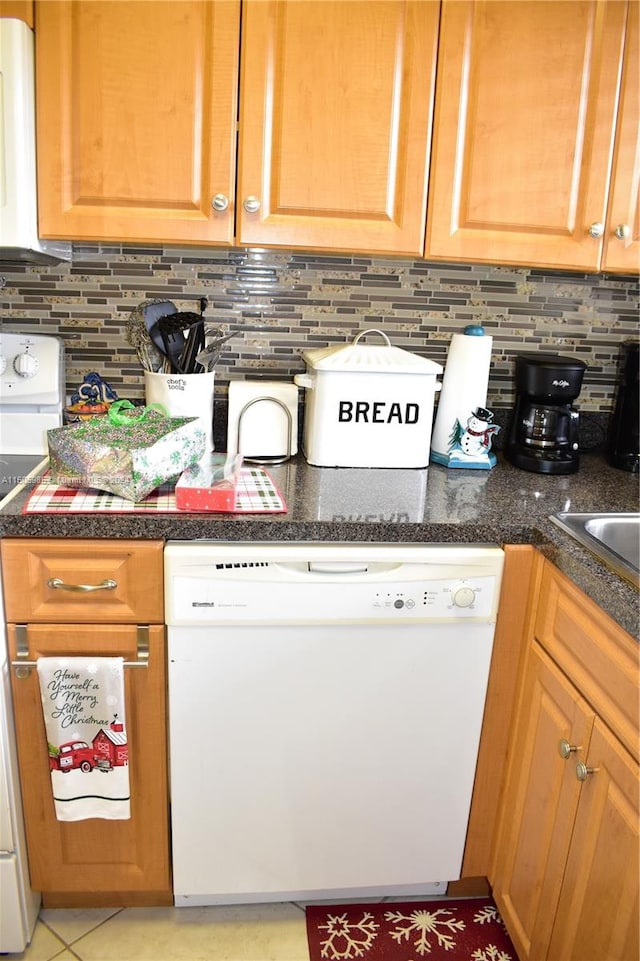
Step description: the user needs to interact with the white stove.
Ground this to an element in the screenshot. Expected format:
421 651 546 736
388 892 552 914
0 331 61 947
0 331 64 496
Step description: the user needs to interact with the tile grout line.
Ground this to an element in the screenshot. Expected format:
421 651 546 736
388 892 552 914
40 906 126 951
37 918 70 957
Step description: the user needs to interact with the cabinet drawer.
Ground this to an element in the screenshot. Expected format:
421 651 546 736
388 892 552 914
534 561 639 759
1 539 164 623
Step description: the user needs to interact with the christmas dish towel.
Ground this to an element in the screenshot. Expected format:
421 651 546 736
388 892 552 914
36 657 131 821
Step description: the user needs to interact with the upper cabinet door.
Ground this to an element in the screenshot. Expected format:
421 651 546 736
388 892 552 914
425 1 629 272
36 0 240 245
603 1 639 273
0 1 34 27
237 0 439 256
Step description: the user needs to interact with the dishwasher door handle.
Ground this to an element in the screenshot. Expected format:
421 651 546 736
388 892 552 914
307 562 370 574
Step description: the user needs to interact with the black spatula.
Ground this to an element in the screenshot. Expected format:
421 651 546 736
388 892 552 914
158 312 203 373
143 301 178 362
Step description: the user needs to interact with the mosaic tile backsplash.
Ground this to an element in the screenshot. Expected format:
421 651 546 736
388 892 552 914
1 244 638 432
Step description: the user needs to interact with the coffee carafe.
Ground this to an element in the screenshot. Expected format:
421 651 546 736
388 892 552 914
506 353 587 474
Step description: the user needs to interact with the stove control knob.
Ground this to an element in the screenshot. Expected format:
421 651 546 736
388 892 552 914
14 351 39 378
451 584 476 608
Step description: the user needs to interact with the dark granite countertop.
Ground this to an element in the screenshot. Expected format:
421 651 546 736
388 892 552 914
0 452 637 636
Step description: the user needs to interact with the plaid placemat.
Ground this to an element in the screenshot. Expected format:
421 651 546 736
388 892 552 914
22 469 287 514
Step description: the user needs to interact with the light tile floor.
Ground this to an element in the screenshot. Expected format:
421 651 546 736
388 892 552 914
7 896 442 961
7 903 312 961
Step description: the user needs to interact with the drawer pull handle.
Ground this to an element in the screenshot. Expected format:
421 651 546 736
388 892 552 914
47 577 117 593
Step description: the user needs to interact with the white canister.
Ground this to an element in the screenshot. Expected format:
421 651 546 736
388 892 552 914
294 330 442 468
144 371 215 450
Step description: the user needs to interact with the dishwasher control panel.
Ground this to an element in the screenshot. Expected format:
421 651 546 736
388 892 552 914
165 543 504 626
375 577 495 615
170 573 497 623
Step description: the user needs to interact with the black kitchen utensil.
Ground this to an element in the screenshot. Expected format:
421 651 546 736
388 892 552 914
180 320 206 374
158 311 204 373
143 300 178 361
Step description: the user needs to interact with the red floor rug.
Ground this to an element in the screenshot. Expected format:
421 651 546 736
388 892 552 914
306 898 519 961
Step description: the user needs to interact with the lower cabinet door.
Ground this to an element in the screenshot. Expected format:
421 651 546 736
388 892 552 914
8 624 170 903
547 719 639 961
491 642 595 961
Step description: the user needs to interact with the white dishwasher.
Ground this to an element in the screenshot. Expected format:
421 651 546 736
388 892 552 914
164 541 504 906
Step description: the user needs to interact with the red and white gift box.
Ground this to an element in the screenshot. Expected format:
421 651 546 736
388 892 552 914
175 454 243 512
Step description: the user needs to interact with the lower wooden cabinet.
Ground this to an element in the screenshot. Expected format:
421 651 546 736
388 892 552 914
8 623 171 906
491 562 639 961
547 718 639 961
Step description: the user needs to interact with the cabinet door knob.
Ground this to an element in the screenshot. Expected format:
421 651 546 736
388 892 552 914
614 223 631 241
243 196 261 214
211 194 229 212
576 760 599 781
588 222 605 239
558 738 581 759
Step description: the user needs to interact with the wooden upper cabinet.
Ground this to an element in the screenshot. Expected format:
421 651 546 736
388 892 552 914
36 0 240 244
603 0 640 272
426 0 634 272
237 0 439 256
34 0 633 266
0 1 34 27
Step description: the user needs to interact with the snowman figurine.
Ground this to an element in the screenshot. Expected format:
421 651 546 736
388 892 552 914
432 407 500 470
459 407 500 467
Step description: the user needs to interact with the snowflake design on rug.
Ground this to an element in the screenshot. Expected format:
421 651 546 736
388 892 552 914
319 911 380 959
471 946 514 961
469 906 514 961
384 907 465 954
474 905 501 925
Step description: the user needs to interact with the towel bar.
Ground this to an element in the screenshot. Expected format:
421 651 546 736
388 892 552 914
10 625 150 678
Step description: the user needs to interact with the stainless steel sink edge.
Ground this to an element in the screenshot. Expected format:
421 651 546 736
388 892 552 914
550 512 640 590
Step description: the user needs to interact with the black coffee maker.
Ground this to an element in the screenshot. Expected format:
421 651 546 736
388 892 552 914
607 340 639 472
506 353 588 474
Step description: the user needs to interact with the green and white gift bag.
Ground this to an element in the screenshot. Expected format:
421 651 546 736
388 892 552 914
47 400 206 501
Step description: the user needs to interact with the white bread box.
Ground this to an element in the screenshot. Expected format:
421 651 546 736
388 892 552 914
294 330 442 468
